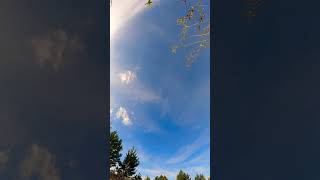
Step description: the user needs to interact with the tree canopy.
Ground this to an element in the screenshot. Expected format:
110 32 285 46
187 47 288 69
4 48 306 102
155 175 168 180
110 130 140 180
194 174 206 180
176 170 191 180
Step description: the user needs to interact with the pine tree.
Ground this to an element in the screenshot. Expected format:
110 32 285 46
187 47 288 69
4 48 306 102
110 131 123 169
145 176 151 180
120 147 140 178
133 173 143 180
110 130 141 180
155 175 168 180
176 170 191 180
194 174 206 180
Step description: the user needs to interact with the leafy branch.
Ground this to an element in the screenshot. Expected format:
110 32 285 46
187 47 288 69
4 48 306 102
172 0 210 67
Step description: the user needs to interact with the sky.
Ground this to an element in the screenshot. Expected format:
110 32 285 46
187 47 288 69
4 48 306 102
0 0 107 179
110 0 210 179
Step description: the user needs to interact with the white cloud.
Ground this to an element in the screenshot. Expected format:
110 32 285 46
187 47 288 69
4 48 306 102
183 148 210 166
119 70 137 84
128 143 209 180
111 67 160 104
116 107 132 125
166 129 209 165
20 144 60 180
111 0 159 40
125 83 160 102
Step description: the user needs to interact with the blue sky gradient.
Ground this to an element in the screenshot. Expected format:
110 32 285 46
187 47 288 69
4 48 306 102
110 1 210 179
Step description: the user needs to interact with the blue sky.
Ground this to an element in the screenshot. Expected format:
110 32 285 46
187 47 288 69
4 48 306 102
110 0 210 179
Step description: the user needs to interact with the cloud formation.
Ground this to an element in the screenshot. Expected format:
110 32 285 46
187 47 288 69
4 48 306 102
20 144 60 180
119 70 137 84
111 0 159 39
166 129 209 165
116 107 132 126
31 29 83 71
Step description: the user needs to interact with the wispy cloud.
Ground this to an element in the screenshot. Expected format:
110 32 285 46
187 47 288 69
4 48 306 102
111 67 161 104
183 148 210 166
166 129 209 165
132 139 209 179
116 107 132 126
20 144 60 180
31 29 83 71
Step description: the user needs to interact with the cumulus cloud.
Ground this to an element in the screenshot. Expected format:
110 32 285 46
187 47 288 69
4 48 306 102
119 70 137 84
31 29 83 71
0 150 9 169
111 68 160 104
116 107 132 125
20 144 60 180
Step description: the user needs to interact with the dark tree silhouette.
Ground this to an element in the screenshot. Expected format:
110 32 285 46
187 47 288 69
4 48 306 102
110 130 141 180
194 174 206 180
110 131 123 169
176 170 191 180
120 148 140 178
133 173 143 180
155 175 168 180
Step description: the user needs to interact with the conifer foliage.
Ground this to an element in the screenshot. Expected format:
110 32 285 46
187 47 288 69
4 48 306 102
154 175 168 180
194 174 206 180
110 130 140 180
176 170 191 180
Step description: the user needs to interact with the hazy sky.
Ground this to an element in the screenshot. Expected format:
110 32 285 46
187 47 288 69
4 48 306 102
110 0 210 179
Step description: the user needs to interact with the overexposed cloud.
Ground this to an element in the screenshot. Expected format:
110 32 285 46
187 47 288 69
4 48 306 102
20 144 60 180
111 0 159 40
116 107 132 125
119 70 137 84
31 29 83 71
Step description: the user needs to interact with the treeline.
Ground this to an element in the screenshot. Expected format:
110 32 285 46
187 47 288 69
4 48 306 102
109 130 210 180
